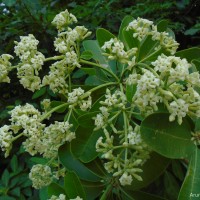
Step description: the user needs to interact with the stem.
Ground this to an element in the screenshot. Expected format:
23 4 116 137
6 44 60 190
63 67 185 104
120 84 128 161
86 82 118 95
100 184 113 200
11 133 24 142
80 59 120 82
40 102 69 121
44 55 65 62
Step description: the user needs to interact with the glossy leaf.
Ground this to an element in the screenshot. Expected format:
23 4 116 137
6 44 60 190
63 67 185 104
10 155 18 172
157 19 169 32
127 152 170 191
83 40 107 65
121 189 167 200
119 15 133 42
126 84 136 103
47 183 66 197
80 50 93 60
77 111 98 127
175 47 200 62
122 29 139 49
58 143 101 182
84 157 107 178
96 28 115 47
2 169 9 187
178 148 200 200
140 113 195 159
71 127 103 163
64 171 86 199
81 180 105 200
32 87 46 99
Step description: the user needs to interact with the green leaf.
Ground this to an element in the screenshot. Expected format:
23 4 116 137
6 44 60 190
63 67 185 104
81 180 105 200
137 36 160 62
30 157 48 165
0 196 15 200
178 148 200 200
9 187 20 197
10 155 18 172
175 47 200 62
80 50 93 60
157 20 169 32
85 75 105 86
59 143 101 182
32 87 46 99
84 157 107 178
2 0 16 7
71 127 103 163
77 111 98 127
127 152 170 191
164 171 180 200
48 182 66 197
82 68 96 76
126 84 136 103
2 169 10 187
64 171 86 199
96 28 115 47
140 113 195 159
39 187 48 200
171 160 185 181
122 29 139 49
119 15 133 42
83 40 107 65
121 189 167 200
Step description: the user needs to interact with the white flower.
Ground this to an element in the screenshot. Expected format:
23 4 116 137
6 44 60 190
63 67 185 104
65 51 80 68
169 99 189 124
70 196 83 200
29 164 52 189
102 38 129 63
14 34 39 61
0 125 13 157
0 54 13 83
42 60 69 95
40 121 75 158
68 87 85 103
119 172 133 186
48 194 66 200
127 17 154 41
52 9 77 31
127 130 141 145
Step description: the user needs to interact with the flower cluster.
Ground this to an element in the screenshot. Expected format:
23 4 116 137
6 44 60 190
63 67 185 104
126 17 179 54
52 9 77 32
68 87 92 111
14 34 45 91
44 11 91 95
102 38 137 64
127 54 200 124
48 194 66 200
0 54 13 83
95 89 150 186
29 164 53 189
48 195 82 200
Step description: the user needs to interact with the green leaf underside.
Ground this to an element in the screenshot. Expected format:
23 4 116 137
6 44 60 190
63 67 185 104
141 113 195 159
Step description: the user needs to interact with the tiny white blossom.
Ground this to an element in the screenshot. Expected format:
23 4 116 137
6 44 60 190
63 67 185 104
119 172 133 186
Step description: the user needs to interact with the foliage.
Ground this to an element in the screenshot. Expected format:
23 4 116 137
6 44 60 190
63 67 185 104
1 3 200 200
